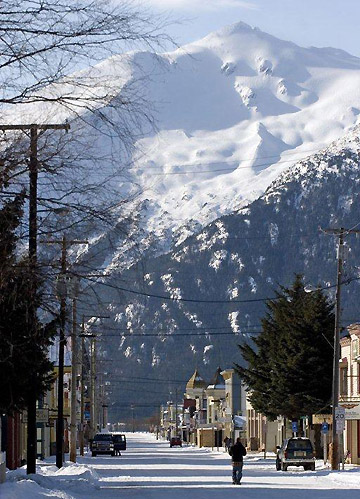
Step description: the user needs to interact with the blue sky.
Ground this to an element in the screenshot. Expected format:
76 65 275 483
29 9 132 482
146 0 360 56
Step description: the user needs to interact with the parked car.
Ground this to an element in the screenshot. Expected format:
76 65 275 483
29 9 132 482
91 433 115 457
112 433 127 455
170 437 182 448
276 437 315 471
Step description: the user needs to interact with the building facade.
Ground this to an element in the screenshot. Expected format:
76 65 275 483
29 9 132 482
339 324 360 465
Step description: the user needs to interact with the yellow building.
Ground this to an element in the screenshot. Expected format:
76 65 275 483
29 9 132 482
339 324 360 465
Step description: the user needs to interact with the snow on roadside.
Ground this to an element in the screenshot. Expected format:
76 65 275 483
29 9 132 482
2 462 100 499
327 468 360 487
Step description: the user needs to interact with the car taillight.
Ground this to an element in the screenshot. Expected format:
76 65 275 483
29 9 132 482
284 451 288 459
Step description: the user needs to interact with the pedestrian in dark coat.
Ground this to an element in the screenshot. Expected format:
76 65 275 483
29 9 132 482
229 437 247 485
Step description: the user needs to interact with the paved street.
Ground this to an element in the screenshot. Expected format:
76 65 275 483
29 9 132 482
75 433 360 498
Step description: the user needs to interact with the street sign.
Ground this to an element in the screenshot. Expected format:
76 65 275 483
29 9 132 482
291 421 298 433
22 408 49 424
335 406 345 433
313 414 332 424
339 402 360 420
321 422 329 434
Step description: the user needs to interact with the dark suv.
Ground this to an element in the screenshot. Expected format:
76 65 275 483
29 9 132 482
91 433 115 457
276 437 315 471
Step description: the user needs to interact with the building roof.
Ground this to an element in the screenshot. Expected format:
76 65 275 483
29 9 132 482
207 367 225 390
348 323 360 337
186 369 207 390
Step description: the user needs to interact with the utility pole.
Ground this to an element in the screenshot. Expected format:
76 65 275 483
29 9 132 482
70 277 80 463
131 405 135 433
322 227 360 470
90 334 97 439
102 404 108 430
175 388 178 437
44 236 87 469
79 315 108 454
79 319 86 456
0 123 69 475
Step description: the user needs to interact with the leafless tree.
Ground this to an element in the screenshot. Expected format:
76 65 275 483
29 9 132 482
0 0 176 473
0 0 171 107
0 0 175 264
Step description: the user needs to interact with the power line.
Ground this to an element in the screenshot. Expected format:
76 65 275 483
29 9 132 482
94 330 262 338
84 324 262 333
70 271 355 305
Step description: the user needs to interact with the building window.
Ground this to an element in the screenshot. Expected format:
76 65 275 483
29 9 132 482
352 339 359 361
340 368 348 397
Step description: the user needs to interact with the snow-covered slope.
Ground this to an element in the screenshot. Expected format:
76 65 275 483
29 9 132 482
4 21 360 268
124 21 360 251
98 123 360 419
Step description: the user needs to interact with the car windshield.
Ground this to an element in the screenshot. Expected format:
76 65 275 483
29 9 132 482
94 434 112 441
287 440 312 450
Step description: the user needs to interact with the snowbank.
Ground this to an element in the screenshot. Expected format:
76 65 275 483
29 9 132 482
327 468 360 487
2 461 100 499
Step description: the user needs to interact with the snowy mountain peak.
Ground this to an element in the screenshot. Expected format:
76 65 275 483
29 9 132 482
4 22 360 274
82 22 360 271
203 20 255 38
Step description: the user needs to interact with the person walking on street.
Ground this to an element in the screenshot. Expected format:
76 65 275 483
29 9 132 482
229 437 247 485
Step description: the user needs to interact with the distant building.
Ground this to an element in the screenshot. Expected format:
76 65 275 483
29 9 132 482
195 367 226 447
184 369 207 444
221 369 246 440
206 367 226 425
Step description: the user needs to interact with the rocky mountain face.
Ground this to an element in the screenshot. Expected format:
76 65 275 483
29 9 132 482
89 127 360 420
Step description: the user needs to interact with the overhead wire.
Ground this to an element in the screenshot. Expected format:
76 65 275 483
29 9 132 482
69 270 357 305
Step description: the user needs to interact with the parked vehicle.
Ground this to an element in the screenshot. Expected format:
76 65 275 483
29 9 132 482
91 433 115 457
112 433 127 455
170 437 182 447
276 437 315 471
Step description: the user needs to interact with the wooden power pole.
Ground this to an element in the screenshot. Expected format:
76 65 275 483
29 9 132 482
43 236 87 469
322 227 360 470
79 315 109 453
70 277 80 463
0 123 69 474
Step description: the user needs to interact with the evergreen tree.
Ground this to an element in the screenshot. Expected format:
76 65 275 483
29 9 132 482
236 275 334 420
0 194 56 413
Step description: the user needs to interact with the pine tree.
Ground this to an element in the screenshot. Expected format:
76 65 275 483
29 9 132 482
0 194 56 413
236 275 334 420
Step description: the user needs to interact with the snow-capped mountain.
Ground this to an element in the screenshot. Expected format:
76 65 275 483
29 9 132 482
5 21 360 271
130 20 360 248
122 20 360 257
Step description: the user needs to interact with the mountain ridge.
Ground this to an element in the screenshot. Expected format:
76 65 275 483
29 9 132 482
4 21 360 276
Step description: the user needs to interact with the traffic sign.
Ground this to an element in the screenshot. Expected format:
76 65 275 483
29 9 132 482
335 406 345 433
321 422 329 434
292 421 298 433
